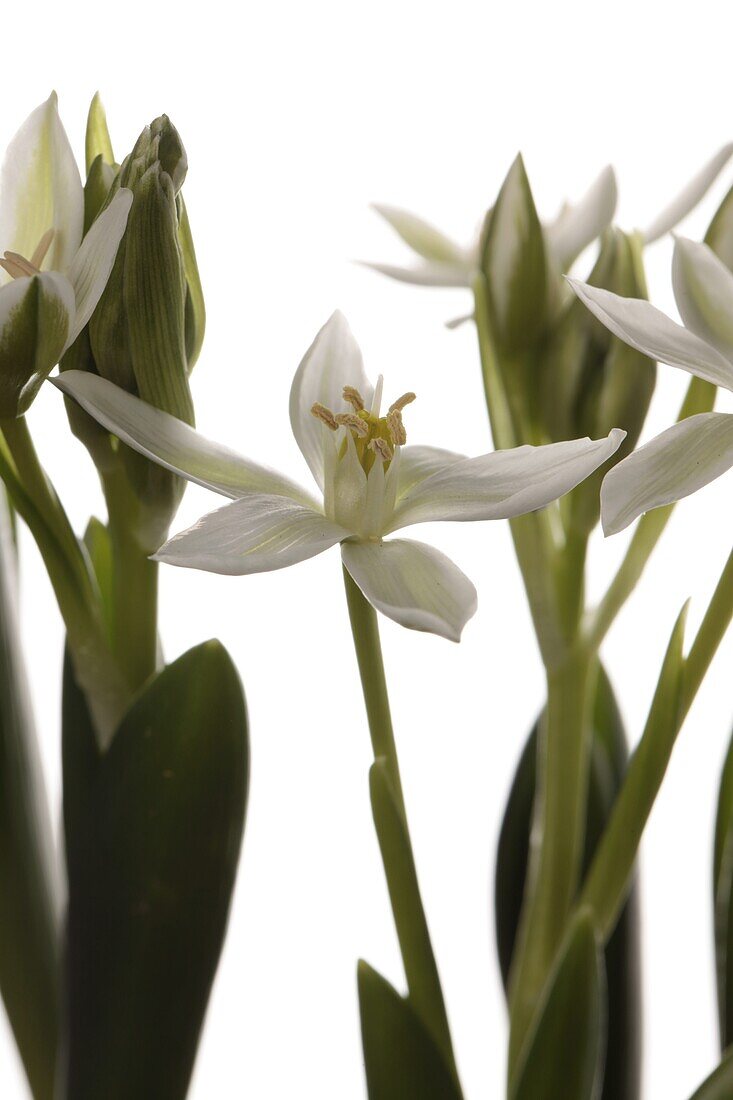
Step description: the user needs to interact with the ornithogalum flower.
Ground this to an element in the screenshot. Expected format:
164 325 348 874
0 94 132 415
56 312 624 641
569 236 733 535
364 146 733 289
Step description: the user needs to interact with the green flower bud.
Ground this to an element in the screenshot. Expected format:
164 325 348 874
87 116 204 549
479 154 549 355
706 183 733 271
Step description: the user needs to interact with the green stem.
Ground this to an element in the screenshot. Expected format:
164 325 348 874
683 546 733 717
0 417 129 746
506 645 594 1079
472 276 564 667
585 376 717 650
342 566 459 1082
102 466 160 692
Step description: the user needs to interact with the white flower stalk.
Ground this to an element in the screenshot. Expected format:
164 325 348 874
55 313 624 641
0 94 131 415
568 236 733 535
364 145 733 290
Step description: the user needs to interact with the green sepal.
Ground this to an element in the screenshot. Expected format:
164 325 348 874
83 154 116 234
0 491 59 1099
0 274 72 418
480 154 548 355
496 666 641 1100
85 93 115 175
61 640 248 1100
358 961 463 1100
510 909 605 1100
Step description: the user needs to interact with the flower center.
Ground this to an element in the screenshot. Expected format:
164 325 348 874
311 377 415 473
0 227 55 280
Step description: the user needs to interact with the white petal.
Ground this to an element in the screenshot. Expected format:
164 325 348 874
397 445 466 496
289 311 374 490
53 370 315 506
672 236 733 357
341 538 477 642
546 166 618 271
154 493 348 575
567 278 733 391
601 412 733 535
389 430 625 530
371 204 466 263
643 144 733 244
0 94 83 278
358 260 472 288
66 188 133 345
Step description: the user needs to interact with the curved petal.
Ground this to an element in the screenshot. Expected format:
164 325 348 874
567 278 733 391
357 260 472 288
371 204 466 263
0 94 83 278
53 370 315 506
389 430 625 530
341 538 477 642
601 412 733 535
396 444 466 496
672 236 733 357
66 188 133 345
289 311 373 490
546 165 618 271
154 493 348 575
643 143 733 244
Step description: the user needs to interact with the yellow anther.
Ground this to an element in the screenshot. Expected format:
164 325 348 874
311 402 338 430
30 228 55 269
335 412 369 438
386 409 406 446
369 438 393 462
342 385 365 412
389 392 416 413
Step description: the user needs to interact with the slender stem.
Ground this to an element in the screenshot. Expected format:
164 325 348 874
472 276 565 668
342 566 460 1083
342 565 405 808
682 546 733 717
506 644 594 1079
102 465 160 692
585 376 716 650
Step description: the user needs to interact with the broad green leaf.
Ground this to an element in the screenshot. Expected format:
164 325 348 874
580 603 688 939
496 666 641 1100
0 491 59 1099
370 758 457 1078
62 640 248 1100
85 92 115 174
688 1048 733 1100
510 909 605 1100
358 961 463 1100
480 154 548 354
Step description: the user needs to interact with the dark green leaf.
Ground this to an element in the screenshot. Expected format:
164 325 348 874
358 961 463 1100
496 665 641 1100
713 728 733 1048
62 640 248 1100
510 909 605 1100
0 492 59 1099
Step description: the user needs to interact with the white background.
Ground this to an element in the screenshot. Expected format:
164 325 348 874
1 2 733 1097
